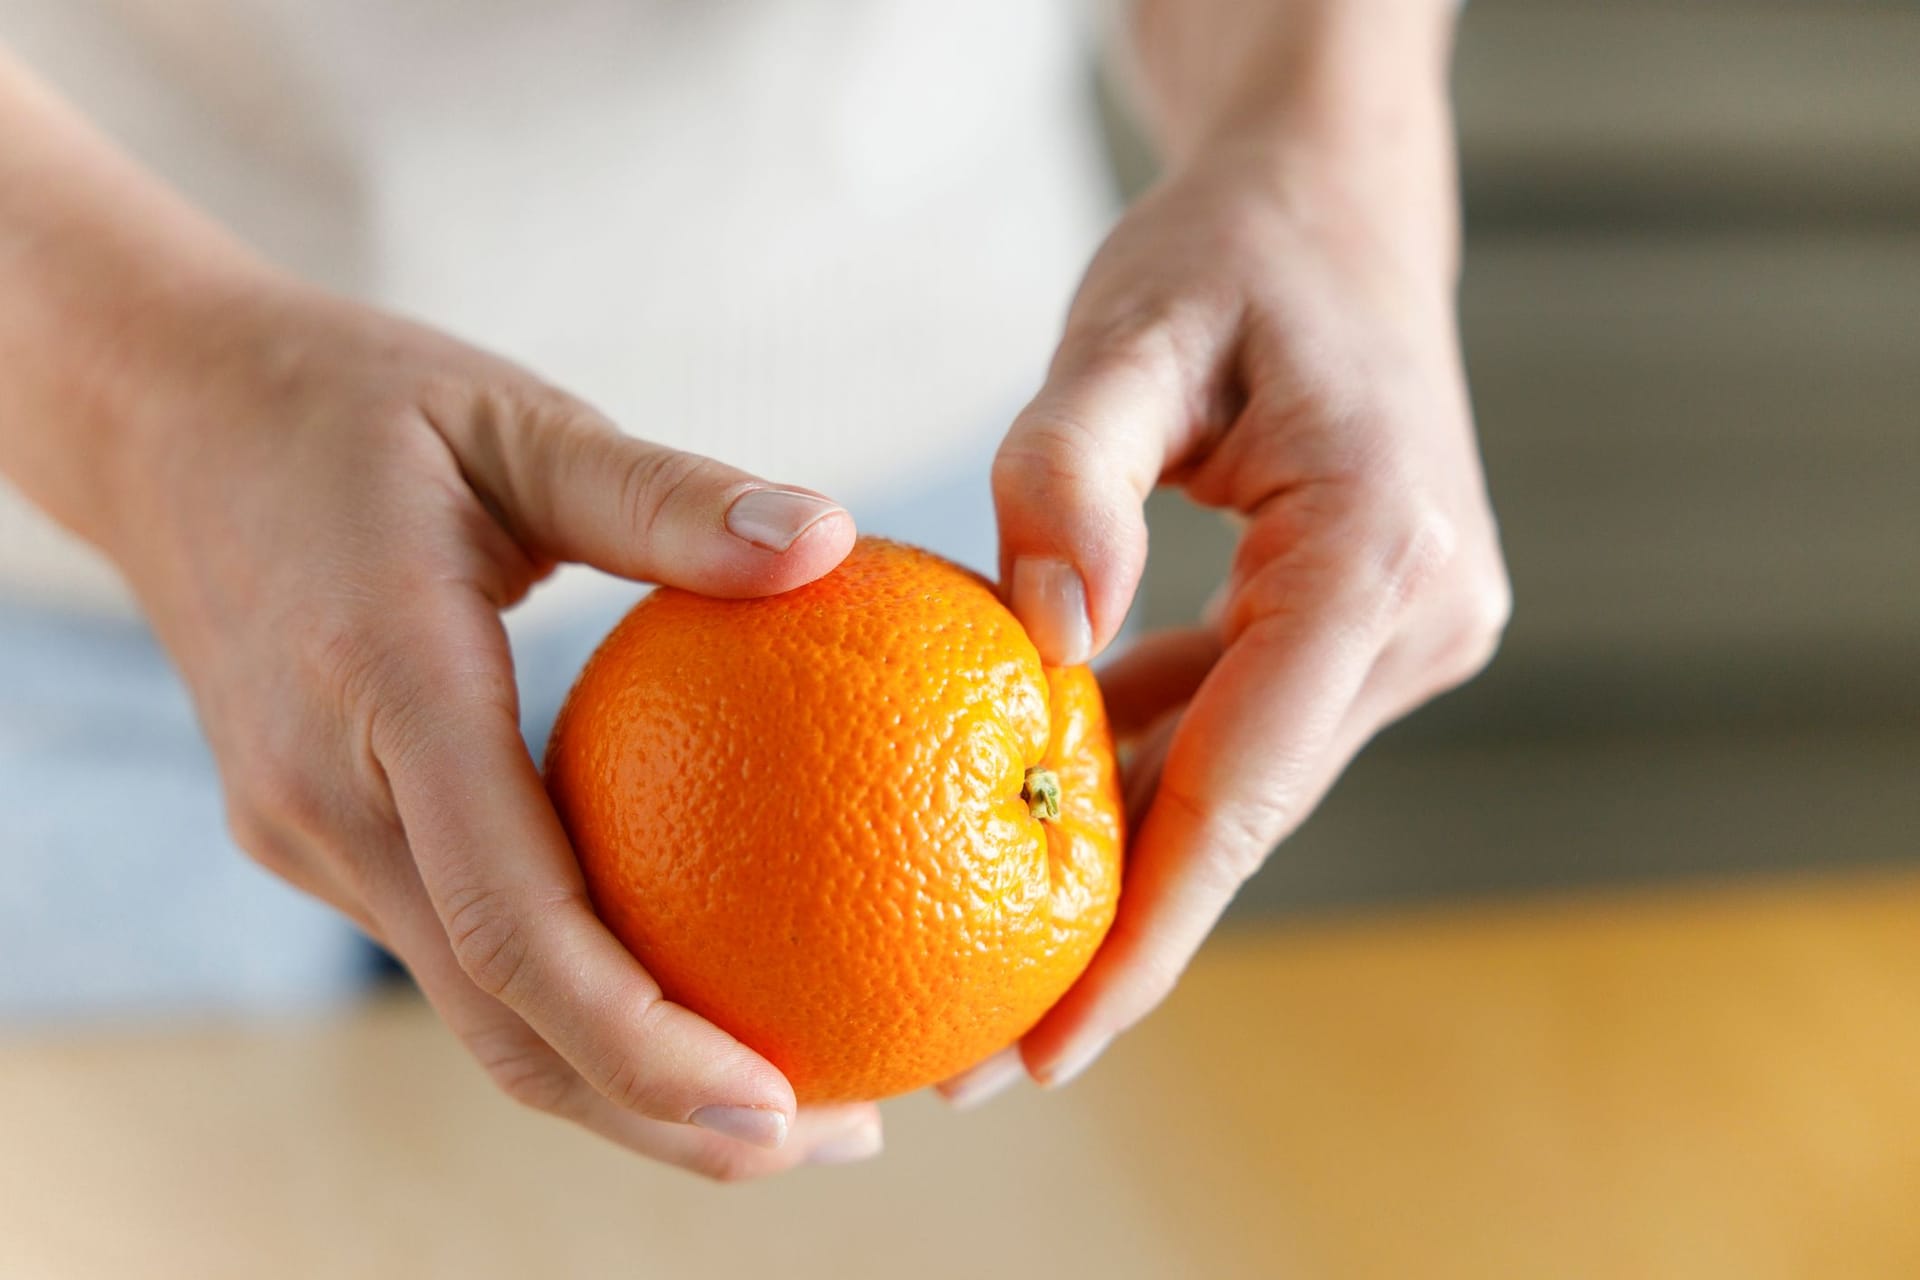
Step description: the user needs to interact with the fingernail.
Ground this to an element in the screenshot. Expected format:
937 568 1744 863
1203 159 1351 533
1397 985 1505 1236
1039 1035 1113 1090
725 486 843 552
690 1104 789 1150
805 1120 884 1166
1010 556 1093 665
939 1048 1026 1110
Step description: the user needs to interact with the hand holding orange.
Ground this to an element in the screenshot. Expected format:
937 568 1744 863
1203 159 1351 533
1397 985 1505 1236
545 538 1124 1103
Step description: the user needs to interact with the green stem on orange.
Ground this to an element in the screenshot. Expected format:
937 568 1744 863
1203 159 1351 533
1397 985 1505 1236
1022 766 1061 822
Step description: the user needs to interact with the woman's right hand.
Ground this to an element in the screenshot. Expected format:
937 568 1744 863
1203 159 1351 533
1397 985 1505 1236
0 44 885 1177
91 277 883 1179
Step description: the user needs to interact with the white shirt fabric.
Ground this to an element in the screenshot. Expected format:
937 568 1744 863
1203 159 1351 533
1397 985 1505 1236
0 0 1116 616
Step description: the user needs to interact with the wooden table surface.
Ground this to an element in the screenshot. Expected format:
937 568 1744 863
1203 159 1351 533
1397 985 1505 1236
5 872 1919 1280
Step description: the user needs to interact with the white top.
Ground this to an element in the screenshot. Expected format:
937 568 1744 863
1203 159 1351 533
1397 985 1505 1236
0 0 1115 616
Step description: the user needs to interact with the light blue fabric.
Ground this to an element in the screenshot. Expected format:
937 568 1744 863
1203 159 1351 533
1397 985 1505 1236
0 602 377 1023
0 443 1001 1024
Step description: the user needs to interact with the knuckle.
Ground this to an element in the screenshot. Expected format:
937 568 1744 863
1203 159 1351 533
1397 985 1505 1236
365 692 435 778
595 1057 650 1116
493 1063 576 1116
302 609 392 726
587 995 685 1117
1065 318 1179 387
993 412 1105 502
1437 567 1514 687
1156 779 1284 893
615 446 727 546
472 1031 578 1116
1059 288 1213 381
993 409 1155 534
1471 565 1516 642
996 308 1199 512
1205 802 1289 889
365 660 519 785
1382 504 1459 604
443 885 536 999
584 1044 670 1119
1344 487 1460 613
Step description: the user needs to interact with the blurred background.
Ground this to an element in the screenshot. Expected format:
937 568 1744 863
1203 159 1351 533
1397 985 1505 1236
3 2 1918 1277
1139 0 1920 914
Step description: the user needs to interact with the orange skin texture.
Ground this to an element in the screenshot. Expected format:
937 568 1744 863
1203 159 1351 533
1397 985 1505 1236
545 538 1124 1103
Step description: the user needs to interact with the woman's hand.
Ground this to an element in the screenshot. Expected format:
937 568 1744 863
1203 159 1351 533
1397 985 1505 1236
944 0 1508 1102
1 48 881 1176
100 281 892 1178
0 45 887 1182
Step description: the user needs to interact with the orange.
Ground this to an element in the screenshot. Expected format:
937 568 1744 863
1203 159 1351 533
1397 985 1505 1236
544 537 1124 1103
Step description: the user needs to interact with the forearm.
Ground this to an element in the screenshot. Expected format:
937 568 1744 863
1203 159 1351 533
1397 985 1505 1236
0 47 272 553
1124 0 1462 286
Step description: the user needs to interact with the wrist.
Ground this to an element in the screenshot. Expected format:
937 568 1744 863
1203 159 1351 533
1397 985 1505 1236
0 49 285 563
1129 0 1459 165
20 256 285 565
1139 1 1463 301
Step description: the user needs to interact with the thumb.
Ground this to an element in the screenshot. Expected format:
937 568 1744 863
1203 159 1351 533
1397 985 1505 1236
992 343 1182 664
449 392 855 597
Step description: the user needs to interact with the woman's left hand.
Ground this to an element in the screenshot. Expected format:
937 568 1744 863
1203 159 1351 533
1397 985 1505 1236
945 73 1510 1102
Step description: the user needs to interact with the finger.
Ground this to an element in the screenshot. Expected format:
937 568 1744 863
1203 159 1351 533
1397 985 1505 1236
441 395 855 596
1110 619 1408 845
992 334 1202 664
592 1102 884 1178
350 811 881 1176
934 1046 1027 1111
772 1104 886 1170
371 595 798 1137
1020 523 1407 1085
1095 626 1222 740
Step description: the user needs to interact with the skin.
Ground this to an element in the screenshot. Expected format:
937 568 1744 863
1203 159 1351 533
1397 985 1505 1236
0 50 871 1179
1 0 1506 1176
951 0 1510 1101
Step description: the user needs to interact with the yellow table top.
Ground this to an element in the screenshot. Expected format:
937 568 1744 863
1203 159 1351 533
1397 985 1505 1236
5 872 1919 1280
